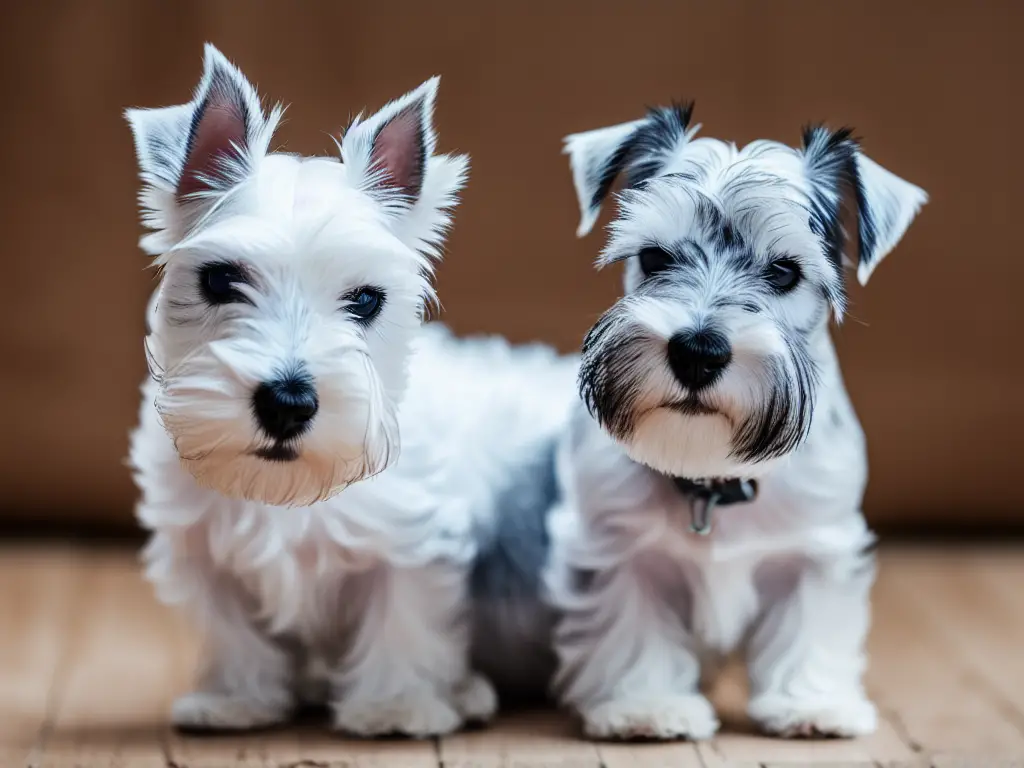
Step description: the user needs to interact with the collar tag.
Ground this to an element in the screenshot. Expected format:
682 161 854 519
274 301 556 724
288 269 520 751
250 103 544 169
690 492 718 536
671 476 759 535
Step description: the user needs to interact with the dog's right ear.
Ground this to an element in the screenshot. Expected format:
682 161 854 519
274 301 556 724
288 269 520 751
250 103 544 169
563 103 697 238
125 44 281 250
563 119 645 238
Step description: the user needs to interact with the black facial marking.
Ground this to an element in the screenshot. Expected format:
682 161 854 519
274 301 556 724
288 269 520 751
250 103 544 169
731 334 819 463
578 310 651 440
691 190 746 252
677 239 709 268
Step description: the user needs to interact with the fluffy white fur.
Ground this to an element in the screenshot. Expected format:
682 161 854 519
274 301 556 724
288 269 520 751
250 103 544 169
126 44 577 736
547 105 927 739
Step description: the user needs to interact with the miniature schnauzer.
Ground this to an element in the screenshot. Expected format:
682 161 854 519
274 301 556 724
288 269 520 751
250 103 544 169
545 103 927 739
126 44 576 736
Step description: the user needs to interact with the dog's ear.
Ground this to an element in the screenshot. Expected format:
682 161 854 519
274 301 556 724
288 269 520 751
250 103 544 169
802 126 928 286
339 77 468 260
340 77 443 204
125 44 281 252
126 44 278 205
563 103 696 238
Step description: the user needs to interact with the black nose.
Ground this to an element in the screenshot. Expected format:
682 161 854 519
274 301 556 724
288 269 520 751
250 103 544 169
252 375 318 441
666 329 732 390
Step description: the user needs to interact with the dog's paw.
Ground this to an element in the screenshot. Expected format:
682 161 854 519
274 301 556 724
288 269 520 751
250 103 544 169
171 691 290 732
453 673 498 724
581 694 719 741
749 693 877 738
332 687 462 738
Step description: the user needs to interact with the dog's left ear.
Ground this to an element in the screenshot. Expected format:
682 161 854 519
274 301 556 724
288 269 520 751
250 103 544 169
803 126 928 286
339 77 468 259
341 77 443 205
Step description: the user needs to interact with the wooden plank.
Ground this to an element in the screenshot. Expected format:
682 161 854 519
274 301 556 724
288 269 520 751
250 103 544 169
0 544 84 768
34 548 181 768
930 757 1024 768
895 550 1024 714
878 548 1024 764
597 739 704 768
866 548 1024 757
439 710 599 768
246 729 441 768
14 543 1024 766
694 662 905 766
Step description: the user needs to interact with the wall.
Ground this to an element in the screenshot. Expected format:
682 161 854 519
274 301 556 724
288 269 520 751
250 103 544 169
2 0 1021 528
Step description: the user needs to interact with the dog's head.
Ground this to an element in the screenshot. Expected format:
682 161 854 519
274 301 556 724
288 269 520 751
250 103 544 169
126 44 467 506
564 104 926 479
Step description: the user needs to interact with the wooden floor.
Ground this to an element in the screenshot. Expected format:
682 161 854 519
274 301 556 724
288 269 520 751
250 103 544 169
5 543 1024 767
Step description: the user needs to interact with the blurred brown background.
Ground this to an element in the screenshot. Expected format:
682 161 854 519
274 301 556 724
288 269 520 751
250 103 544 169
1 0 1021 532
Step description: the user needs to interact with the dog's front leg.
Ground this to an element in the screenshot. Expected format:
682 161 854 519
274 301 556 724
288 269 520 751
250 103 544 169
552 553 719 741
746 551 878 738
150 533 295 731
330 561 496 738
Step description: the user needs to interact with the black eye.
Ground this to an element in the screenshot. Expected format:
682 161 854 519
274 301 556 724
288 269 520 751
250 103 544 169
765 258 801 293
343 286 385 322
199 262 247 305
638 246 675 277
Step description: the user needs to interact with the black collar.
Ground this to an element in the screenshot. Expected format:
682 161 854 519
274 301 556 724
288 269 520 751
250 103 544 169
671 476 758 536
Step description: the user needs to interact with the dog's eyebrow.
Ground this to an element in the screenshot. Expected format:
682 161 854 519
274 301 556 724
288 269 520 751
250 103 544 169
674 239 709 266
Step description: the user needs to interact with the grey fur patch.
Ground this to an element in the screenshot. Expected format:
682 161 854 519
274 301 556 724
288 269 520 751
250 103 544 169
469 437 560 704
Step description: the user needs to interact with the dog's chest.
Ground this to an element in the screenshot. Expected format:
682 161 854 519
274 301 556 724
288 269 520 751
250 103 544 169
663 491 862 655
211 506 379 650
685 554 761 655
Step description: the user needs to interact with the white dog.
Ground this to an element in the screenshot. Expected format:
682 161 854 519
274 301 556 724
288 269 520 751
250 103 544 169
543 103 927 740
125 44 576 737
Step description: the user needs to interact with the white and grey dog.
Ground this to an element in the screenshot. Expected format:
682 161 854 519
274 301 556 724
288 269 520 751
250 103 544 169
125 45 576 736
544 103 927 740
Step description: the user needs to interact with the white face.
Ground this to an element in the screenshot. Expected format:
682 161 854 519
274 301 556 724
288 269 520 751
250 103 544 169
127 45 467 506
564 106 927 479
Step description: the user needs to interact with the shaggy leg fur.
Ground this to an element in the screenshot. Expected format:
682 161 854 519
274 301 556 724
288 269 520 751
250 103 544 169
553 554 719 741
746 553 878 738
331 562 496 737
148 533 294 731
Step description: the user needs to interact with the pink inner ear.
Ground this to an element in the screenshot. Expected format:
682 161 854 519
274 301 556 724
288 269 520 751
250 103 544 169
370 105 424 200
177 99 247 200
